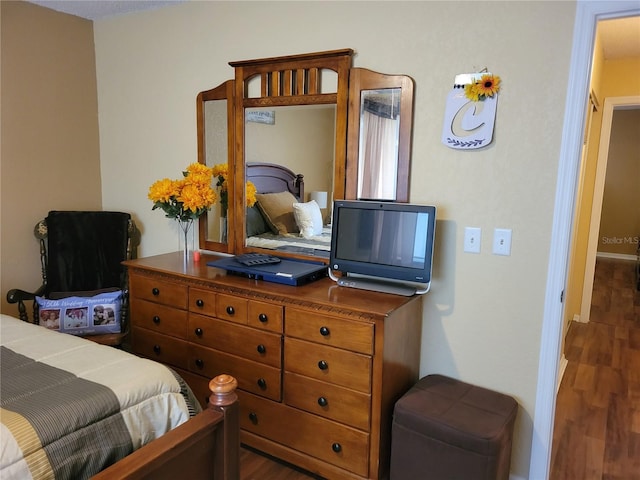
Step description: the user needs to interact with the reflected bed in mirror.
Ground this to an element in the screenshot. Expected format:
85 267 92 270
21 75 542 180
245 162 331 259
243 104 335 261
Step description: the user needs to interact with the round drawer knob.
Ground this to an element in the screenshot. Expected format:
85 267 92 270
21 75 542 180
152 288 160 296
153 345 161 354
195 358 204 369
152 316 160 324
248 412 258 424
257 378 267 389
195 328 203 337
318 360 328 370
332 443 342 453
196 299 204 307
318 397 328 407
258 313 268 323
257 344 266 354
320 326 330 336
226 306 235 315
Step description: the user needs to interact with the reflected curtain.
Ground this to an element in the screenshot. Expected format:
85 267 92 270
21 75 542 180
358 110 399 200
368 211 417 267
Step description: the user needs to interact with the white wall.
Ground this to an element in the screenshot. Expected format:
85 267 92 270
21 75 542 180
93 2 577 477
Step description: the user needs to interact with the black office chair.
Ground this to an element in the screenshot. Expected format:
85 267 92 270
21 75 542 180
6 211 139 347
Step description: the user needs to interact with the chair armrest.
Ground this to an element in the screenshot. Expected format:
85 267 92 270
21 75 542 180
6 286 45 322
6 287 39 303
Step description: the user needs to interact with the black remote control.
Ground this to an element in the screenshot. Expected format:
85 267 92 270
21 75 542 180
234 253 281 266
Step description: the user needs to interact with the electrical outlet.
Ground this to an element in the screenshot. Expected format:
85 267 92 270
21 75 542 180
493 228 512 256
463 227 481 253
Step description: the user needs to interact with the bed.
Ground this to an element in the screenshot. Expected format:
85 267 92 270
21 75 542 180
245 162 331 257
0 314 239 480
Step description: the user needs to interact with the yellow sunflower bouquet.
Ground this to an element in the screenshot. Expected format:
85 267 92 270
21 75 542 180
148 163 217 222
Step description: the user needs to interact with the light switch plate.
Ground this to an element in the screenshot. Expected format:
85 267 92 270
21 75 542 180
463 227 481 253
493 228 512 256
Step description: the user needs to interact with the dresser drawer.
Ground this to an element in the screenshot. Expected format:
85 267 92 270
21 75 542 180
284 372 371 431
130 298 188 339
286 308 374 355
216 293 248 325
189 345 281 401
285 338 372 393
238 390 370 477
132 327 189 369
188 287 217 317
188 314 282 368
247 300 283 333
130 274 188 309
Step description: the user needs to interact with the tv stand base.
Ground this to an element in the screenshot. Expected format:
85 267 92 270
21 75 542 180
336 276 416 296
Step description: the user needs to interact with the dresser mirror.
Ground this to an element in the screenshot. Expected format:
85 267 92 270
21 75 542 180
244 104 335 211
346 68 415 203
197 80 235 252
198 50 415 261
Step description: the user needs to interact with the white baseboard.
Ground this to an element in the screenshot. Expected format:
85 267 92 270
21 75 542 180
596 252 636 261
557 355 568 393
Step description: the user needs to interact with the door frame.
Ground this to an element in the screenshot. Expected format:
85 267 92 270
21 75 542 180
529 1 640 479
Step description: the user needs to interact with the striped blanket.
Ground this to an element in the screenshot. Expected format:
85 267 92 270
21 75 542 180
0 315 201 479
246 226 332 257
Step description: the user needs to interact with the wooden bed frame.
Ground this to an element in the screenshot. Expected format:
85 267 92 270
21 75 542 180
93 374 240 480
247 162 304 200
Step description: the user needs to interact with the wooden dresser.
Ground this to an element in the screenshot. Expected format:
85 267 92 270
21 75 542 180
124 252 422 480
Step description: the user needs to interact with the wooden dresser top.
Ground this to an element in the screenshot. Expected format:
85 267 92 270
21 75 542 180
124 252 422 320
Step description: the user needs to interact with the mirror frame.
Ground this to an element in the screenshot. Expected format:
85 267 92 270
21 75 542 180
230 49 353 261
197 80 235 253
197 51 416 261
346 68 415 203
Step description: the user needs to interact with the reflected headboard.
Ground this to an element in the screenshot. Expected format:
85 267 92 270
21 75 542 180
246 162 304 201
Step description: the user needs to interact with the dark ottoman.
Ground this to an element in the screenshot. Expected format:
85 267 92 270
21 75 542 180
390 374 518 480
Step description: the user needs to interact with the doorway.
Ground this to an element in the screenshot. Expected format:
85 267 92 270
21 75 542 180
577 98 640 325
530 2 640 479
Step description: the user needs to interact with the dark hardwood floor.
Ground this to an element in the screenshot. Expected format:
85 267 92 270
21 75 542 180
240 446 321 480
550 257 640 480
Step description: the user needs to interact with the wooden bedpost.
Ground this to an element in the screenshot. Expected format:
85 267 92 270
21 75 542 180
208 374 240 480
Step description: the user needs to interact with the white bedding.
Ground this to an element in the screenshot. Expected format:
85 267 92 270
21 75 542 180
246 226 332 254
0 314 200 479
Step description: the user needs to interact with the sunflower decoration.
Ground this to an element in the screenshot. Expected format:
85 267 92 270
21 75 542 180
464 74 501 102
148 162 217 222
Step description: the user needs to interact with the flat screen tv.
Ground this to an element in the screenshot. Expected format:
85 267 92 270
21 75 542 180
329 200 436 296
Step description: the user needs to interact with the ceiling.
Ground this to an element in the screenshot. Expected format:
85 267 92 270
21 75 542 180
27 0 185 20
25 2 640 60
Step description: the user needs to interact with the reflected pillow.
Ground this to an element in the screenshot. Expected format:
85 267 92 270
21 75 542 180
256 191 299 235
293 200 323 238
246 206 270 237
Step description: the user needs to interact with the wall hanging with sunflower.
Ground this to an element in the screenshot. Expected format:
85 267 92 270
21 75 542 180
441 71 501 150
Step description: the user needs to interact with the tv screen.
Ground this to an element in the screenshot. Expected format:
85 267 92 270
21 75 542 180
329 200 436 291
